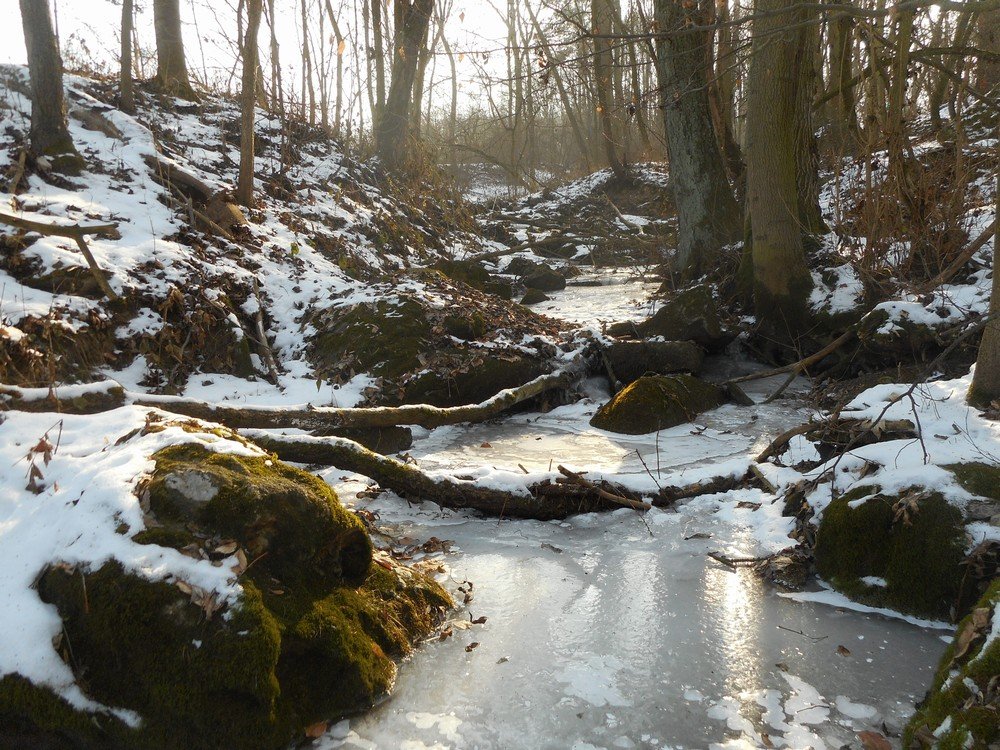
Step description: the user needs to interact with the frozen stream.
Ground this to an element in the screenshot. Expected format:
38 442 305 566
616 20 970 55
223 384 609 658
315 270 950 750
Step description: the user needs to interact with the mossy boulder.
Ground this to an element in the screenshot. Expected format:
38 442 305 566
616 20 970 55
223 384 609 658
590 375 726 434
523 266 567 292
504 256 542 277
434 259 512 299
814 486 966 620
401 353 545 407
309 298 434 381
520 288 550 305
608 285 730 350
604 340 704 385
1 445 451 750
904 580 1000 749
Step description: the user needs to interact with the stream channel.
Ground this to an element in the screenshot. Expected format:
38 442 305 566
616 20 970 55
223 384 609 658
315 269 950 750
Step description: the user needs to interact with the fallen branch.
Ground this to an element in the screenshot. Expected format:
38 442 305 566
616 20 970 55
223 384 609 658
246 431 622 520
725 330 855 390
0 211 119 301
1 370 579 431
556 465 650 511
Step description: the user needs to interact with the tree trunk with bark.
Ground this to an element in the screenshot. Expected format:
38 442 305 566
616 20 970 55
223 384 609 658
653 0 741 279
376 0 434 170
19 0 81 172
592 0 625 178
827 14 859 149
742 0 814 343
793 18 825 234
969 170 1000 407
236 0 263 206
119 0 136 113
153 0 197 100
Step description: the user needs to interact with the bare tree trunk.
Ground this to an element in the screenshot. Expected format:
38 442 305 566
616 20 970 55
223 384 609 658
372 0 386 118
376 0 434 170
827 13 859 148
19 0 81 172
441 23 458 162
742 0 814 343
974 5 1000 95
119 0 136 113
794 18 825 234
592 0 625 177
236 0 263 206
153 0 197 100
653 0 741 279
970 168 1000 407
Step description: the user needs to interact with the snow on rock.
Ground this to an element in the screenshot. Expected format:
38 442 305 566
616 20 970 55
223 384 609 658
0 405 254 714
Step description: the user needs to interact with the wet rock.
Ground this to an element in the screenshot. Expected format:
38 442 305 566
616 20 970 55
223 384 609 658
2 444 451 750
504 257 541 277
523 267 566 292
590 374 725 434
604 340 704 385
520 289 550 305
608 285 729 350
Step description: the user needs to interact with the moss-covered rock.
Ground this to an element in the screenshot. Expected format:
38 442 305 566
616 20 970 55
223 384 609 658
523 266 567 292
434 259 512 299
608 285 730 351
590 375 725 434
310 298 435 381
904 580 1000 749
604 340 704 385
1 445 451 750
401 353 545 407
814 486 966 620
520 288 550 305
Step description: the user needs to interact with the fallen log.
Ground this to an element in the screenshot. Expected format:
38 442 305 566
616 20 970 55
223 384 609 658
0 211 120 301
1 369 579 431
246 431 624 520
724 330 855 391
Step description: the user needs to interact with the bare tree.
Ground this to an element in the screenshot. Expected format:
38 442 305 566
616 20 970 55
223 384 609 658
970 170 1000 407
654 0 741 279
120 0 136 113
153 0 197 100
237 0 264 205
18 0 81 172
376 0 434 169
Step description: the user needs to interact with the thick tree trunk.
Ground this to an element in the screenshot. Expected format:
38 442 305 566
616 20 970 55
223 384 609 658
119 0 136 113
743 0 814 342
376 0 434 170
969 170 1000 407
372 0 386 118
653 0 741 280
974 5 1000 95
236 0 263 206
153 0 197 100
19 0 80 171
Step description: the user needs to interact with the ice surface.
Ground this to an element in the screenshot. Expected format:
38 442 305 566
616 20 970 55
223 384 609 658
307 277 950 750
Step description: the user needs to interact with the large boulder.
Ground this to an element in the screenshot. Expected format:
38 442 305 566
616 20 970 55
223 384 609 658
590 375 725 434
401 353 545 407
604 340 704 385
1 444 451 750
814 486 967 620
608 285 729 350
523 266 567 292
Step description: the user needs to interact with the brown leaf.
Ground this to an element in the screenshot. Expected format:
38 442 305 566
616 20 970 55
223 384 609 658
952 607 991 663
836 645 851 656
480 442 492 448
465 642 479 652
858 730 892 750
214 540 239 556
471 616 487 625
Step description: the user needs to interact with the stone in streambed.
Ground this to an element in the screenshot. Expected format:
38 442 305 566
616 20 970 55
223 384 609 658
589 375 725 434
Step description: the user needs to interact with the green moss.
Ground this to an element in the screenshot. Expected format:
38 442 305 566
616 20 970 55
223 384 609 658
309 299 434 380
147 444 372 589
590 375 726 435
904 580 1000 748
520 289 550 305
614 285 728 350
815 486 966 619
946 463 1000 502
10 444 453 749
